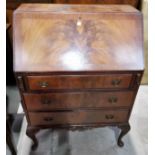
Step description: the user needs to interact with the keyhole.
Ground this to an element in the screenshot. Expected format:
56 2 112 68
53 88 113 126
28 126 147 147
77 17 82 26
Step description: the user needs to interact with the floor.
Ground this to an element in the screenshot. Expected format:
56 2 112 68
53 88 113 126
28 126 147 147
6 85 148 155
7 86 20 114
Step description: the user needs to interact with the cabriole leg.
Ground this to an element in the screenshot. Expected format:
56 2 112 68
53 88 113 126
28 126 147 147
26 126 40 150
117 123 130 147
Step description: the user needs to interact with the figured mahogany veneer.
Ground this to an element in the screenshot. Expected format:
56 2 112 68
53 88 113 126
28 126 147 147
29 110 129 126
24 91 134 111
53 0 139 7
7 0 141 11
13 4 144 150
13 4 144 72
27 74 132 90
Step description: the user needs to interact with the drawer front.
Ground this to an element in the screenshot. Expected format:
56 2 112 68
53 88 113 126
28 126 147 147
29 110 129 126
27 74 132 90
24 91 134 111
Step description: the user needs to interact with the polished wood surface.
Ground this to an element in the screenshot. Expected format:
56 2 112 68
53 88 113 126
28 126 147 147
53 0 139 6
7 0 141 10
29 110 129 125
24 91 134 111
13 4 144 149
15 4 138 12
27 74 132 90
13 4 144 72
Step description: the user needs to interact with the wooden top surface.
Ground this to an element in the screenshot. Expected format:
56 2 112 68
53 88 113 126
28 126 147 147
15 4 138 13
13 4 144 72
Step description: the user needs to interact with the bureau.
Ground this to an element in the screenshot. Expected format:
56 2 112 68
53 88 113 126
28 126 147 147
13 4 144 150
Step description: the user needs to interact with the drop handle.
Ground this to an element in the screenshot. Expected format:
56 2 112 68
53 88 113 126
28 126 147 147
108 96 118 104
105 114 114 120
44 117 53 122
38 81 48 88
111 79 122 86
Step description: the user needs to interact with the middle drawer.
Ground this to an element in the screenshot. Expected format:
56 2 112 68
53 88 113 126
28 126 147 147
23 91 134 111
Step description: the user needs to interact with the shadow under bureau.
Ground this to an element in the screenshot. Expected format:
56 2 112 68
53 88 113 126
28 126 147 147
13 4 144 150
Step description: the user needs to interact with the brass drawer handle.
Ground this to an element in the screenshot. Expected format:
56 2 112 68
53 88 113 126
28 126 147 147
111 79 122 86
108 96 118 104
105 114 114 120
44 117 53 122
38 81 48 88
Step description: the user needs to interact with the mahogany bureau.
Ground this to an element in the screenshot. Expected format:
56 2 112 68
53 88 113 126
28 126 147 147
13 4 144 150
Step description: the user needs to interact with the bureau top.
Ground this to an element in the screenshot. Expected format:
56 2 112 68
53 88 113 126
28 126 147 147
13 4 144 72
15 4 138 13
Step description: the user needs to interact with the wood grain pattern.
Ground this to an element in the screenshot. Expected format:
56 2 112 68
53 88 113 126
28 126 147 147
53 0 139 7
13 5 144 148
29 110 129 126
23 91 134 111
27 74 132 90
7 1 141 10
14 4 139 12
13 4 144 72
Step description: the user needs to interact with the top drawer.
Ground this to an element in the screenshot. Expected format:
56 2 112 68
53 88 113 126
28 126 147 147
27 74 132 91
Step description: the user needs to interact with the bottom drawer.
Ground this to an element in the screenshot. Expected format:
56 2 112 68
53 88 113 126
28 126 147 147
29 110 129 126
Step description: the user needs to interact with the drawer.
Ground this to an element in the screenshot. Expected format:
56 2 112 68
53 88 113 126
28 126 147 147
24 91 134 111
29 110 129 126
27 74 132 90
